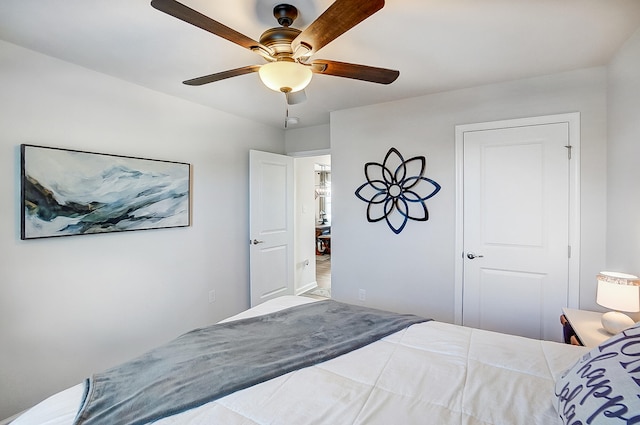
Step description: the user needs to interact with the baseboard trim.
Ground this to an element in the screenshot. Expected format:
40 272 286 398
296 281 318 295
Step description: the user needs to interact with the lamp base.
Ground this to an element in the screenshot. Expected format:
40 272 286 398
601 311 635 334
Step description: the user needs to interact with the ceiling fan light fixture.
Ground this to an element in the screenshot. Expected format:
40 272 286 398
259 60 312 93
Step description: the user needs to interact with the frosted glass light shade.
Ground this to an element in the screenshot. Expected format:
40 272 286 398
259 61 312 93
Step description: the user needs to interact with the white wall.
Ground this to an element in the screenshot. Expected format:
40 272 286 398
607 27 640 273
0 41 284 419
285 124 330 154
606 27 640 323
330 67 608 322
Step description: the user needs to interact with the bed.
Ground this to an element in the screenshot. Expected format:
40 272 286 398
10 296 640 425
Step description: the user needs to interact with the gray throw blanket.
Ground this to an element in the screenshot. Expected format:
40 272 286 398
73 299 429 425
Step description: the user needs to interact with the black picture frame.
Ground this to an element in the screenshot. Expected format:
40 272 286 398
21 144 191 239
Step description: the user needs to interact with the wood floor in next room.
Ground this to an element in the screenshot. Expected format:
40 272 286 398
303 255 331 299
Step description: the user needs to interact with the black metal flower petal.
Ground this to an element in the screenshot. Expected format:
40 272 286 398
355 147 441 234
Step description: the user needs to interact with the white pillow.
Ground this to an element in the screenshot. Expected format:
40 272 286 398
554 321 640 423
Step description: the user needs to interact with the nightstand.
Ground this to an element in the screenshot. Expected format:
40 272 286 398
561 308 611 347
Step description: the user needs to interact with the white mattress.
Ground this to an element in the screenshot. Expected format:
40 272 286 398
12 296 588 425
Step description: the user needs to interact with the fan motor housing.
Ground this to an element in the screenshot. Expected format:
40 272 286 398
259 27 301 56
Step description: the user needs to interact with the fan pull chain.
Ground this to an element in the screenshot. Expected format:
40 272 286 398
284 102 289 129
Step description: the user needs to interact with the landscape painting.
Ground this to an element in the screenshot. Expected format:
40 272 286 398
21 144 190 239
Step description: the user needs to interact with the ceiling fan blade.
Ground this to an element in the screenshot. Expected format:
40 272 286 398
292 0 385 58
183 65 261 86
151 0 270 55
310 60 399 85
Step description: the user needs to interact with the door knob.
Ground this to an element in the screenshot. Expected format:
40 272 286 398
251 239 264 245
467 252 484 259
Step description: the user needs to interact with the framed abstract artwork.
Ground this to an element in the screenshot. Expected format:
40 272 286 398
21 144 191 239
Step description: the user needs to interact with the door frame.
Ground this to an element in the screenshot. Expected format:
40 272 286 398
453 113 581 325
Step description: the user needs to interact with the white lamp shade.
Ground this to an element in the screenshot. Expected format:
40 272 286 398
596 273 640 312
595 271 640 334
258 61 312 93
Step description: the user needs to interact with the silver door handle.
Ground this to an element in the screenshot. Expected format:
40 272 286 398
467 252 484 259
251 239 264 245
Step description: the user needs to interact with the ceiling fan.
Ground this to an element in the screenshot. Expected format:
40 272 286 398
150 0 400 105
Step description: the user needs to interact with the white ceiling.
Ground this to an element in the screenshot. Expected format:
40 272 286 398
2 0 640 129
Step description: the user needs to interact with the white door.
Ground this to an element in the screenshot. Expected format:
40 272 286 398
249 150 294 306
457 115 579 341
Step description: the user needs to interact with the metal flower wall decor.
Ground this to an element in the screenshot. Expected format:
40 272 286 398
355 147 441 234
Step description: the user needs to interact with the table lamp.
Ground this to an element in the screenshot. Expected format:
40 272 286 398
596 271 640 334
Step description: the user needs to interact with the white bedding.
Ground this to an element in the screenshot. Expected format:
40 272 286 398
12 296 589 425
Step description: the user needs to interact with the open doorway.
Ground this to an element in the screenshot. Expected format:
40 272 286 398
293 154 331 299
314 161 331 296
